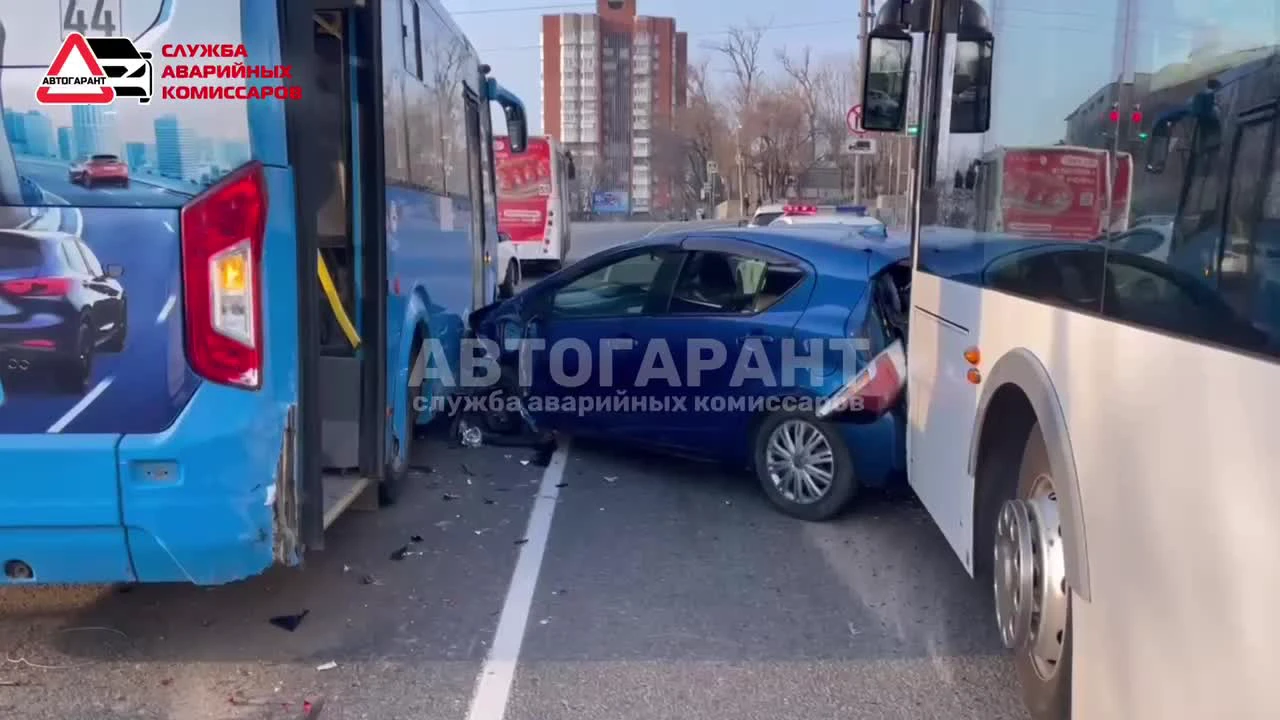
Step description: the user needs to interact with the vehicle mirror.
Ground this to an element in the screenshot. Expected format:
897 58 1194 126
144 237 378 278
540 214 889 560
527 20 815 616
950 33 993 134
1145 119 1172 174
488 78 528 153
497 232 511 243
862 27 912 132
105 263 124 278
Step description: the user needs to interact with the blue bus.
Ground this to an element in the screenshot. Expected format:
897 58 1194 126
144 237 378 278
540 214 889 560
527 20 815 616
0 0 528 585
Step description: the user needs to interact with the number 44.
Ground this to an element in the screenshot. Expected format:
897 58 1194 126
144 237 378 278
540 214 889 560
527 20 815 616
63 0 118 37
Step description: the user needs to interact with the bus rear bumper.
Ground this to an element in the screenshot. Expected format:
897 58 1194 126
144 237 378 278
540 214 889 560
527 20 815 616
0 527 133 585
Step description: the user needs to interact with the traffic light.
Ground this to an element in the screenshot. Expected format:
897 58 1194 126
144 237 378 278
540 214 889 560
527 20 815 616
1107 102 1120 124
1130 105 1143 125
906 125 919 136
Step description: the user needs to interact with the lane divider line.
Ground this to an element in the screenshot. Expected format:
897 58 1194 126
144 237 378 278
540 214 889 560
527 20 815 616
47 377 113 433
464 439 571 720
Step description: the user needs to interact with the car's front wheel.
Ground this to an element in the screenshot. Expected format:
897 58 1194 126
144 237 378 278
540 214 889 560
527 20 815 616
753 411 857 521
993 423 1072 720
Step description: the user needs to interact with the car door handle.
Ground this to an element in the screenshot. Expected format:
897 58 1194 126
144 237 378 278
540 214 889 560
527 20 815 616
737 333 776 345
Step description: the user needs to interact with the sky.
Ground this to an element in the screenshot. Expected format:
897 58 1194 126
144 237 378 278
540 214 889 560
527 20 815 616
441 0 864 135
442 0 1279 147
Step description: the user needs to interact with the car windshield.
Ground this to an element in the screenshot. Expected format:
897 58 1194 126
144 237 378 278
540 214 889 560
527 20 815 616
751 211 783 226
90 155 120 163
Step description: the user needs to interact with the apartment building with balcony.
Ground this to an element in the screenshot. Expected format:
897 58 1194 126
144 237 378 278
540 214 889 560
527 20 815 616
541 0 687 215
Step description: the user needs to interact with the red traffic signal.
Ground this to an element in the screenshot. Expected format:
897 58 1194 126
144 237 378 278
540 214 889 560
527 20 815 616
1131 107 1143 124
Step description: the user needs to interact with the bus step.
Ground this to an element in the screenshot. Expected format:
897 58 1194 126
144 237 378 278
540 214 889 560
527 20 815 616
322 472 376 528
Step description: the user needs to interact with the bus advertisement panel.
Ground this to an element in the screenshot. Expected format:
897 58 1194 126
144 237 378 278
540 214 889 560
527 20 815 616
494 135 550 243
999 147 1108 240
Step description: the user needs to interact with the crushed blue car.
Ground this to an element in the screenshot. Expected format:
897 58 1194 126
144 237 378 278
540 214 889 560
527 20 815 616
467 226 911 521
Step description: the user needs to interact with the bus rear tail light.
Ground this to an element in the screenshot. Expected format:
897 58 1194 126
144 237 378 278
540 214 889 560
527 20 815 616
816 340 906 419
179 161 267 390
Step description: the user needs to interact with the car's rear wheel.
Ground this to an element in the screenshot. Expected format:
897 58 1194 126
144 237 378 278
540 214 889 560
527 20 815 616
54 323 94 395
993 423 1072 720
753 411 857 521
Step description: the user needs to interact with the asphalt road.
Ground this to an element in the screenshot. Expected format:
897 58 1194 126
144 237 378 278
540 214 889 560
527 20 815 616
0 221 1029 720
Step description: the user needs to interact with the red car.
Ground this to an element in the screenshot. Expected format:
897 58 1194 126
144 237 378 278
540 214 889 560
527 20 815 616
69 154 130 188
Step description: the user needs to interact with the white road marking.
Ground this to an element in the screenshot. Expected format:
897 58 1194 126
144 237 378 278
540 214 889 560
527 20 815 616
163 221 174 233
156 294 176 323
642 222 670 238
47 378 113 433
464 440 571 720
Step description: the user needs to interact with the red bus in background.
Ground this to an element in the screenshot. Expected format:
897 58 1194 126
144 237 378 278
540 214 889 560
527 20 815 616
494 135 574 271
972 146 1132 240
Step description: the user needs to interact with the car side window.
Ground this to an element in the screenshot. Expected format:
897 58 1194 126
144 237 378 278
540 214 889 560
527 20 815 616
668 250 805 315
76 240 104 277
60 240 88 274
551 249 670 318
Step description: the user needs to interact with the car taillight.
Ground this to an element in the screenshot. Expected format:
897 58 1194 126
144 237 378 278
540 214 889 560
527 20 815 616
783 204 818 215
179 161 266 390
1 277 73 296
816 339 907 419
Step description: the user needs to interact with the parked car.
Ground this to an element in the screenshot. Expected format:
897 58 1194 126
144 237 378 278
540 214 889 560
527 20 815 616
746 202 787 227
497 231 521 299
68 154 130 188
0 229 127 394
471 225 911 520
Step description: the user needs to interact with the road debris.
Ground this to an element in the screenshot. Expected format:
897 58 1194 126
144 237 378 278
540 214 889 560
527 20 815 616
459 420 483 448
268 610 309 632
315 661 338 671
604 475 618 483
442 492 460 501
514 538 528 545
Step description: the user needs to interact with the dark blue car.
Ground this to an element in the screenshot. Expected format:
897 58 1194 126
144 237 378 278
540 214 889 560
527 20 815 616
0 229 127 394
473 226 912 520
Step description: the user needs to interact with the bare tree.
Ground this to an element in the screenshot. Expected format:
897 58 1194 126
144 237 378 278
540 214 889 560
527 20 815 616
777 46 826 168
712 25 766 121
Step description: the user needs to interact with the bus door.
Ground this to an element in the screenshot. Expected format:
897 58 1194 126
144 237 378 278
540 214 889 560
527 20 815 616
280 0 384 549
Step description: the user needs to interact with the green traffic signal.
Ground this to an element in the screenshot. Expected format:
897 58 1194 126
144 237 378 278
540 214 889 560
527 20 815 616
907 126 919 136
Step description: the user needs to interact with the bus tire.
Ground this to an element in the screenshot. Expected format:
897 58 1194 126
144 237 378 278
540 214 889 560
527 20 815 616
381 335 423 507
994 422 1072 720
752 410 857 521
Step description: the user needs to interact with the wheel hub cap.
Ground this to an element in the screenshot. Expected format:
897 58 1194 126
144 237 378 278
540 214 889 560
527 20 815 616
765 419 835 505
992 474 1069 681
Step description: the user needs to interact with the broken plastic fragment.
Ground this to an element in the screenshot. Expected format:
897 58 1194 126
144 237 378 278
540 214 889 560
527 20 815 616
268 610 309 632
604 476 618 483
442 492 460 501
514 538 528 545
459 421 483 448
316 661 338 671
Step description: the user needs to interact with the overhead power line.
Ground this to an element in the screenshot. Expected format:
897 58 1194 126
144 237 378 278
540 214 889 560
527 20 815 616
452 2 593 15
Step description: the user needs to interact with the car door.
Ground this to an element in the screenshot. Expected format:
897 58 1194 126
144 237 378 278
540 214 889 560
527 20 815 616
522 243 684 436
628 236 813 455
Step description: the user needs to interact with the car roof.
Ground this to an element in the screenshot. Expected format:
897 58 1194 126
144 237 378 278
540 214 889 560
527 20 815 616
753 203 787 214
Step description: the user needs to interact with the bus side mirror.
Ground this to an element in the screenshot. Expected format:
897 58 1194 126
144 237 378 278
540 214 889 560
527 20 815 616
566 152 576 180
1145 119 1172 174
487 78 528 154
950 34 993 134
861 27 912 133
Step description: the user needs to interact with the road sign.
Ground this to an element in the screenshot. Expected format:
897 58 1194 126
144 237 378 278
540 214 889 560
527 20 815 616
842 136 877 155
706 161 718 175
846 106 865 135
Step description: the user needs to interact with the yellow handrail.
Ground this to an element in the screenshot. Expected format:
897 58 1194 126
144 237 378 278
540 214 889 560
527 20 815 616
317 251 361 349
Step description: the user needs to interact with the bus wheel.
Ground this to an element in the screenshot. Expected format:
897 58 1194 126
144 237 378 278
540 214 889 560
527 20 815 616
752 411 856 521
993 423 1071 720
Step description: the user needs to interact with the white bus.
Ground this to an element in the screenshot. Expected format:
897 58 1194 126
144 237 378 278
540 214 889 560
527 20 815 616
861 0 1279 717
494 135 575 271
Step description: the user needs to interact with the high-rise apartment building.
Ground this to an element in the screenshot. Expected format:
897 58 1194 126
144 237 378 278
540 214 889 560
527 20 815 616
541 0 687 215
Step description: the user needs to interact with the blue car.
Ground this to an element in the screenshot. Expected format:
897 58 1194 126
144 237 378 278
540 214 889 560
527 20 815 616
471 226 911 520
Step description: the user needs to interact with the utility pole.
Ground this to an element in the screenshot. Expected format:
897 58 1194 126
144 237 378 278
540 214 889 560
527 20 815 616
853 0 871 203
